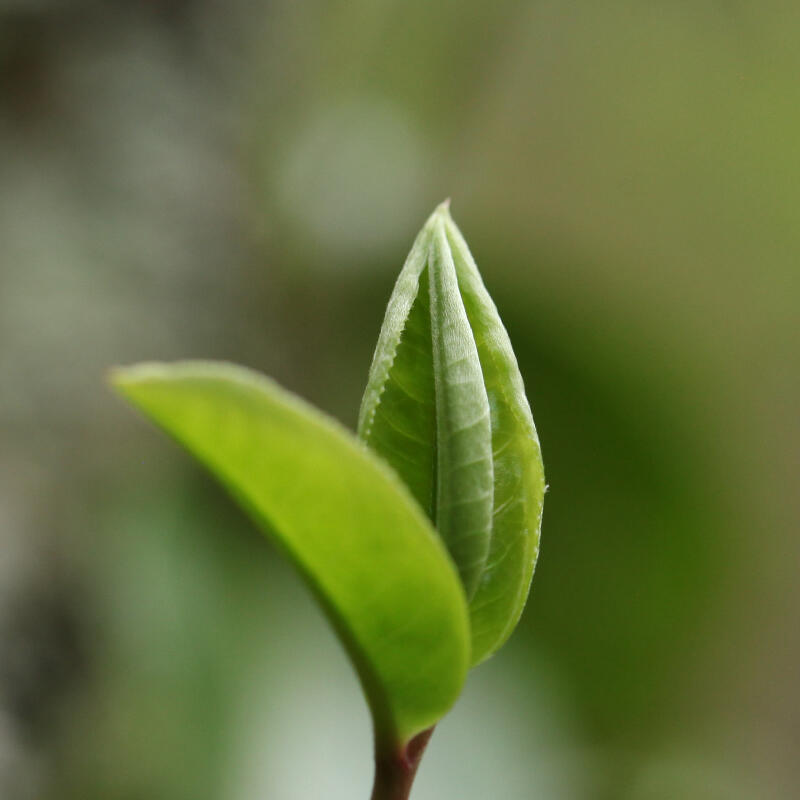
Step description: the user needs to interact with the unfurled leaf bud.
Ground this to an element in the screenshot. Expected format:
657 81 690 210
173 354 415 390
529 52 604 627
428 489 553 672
359 202 545 665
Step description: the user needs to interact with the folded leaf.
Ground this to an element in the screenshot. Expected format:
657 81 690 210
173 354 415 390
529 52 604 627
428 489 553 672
357 225 437 519
429 221 495 599
447 221 545 664
359 203 545 665
111 361 470 747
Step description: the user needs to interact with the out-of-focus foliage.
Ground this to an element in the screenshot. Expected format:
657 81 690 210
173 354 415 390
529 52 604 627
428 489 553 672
1 1 798 799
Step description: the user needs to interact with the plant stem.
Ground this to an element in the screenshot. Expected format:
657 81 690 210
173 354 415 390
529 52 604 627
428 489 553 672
370 727 435 800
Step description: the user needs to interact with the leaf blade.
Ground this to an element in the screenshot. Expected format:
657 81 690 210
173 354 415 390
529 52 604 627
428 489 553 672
358 227 437 518
112 360 470 745
445 219 546 665
429 215 495 599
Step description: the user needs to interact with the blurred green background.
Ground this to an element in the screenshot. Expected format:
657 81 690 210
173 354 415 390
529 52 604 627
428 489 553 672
1 1 798 798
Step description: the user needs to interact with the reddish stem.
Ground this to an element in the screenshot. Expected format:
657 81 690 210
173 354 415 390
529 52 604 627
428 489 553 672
370 727 435 800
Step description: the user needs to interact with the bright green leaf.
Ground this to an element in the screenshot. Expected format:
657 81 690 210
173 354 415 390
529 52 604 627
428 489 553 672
359 203 545 666
111 361 470 747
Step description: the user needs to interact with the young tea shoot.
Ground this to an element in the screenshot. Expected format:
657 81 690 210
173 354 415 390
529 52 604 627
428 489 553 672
111 201 545 800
